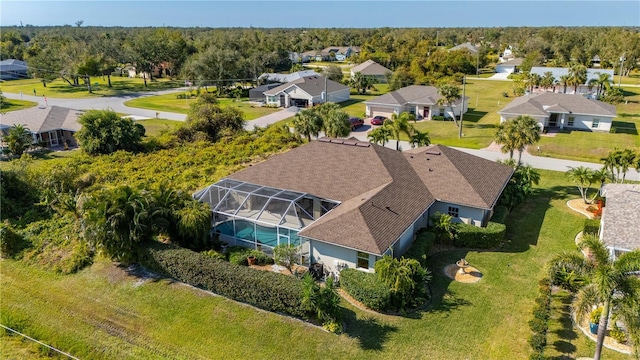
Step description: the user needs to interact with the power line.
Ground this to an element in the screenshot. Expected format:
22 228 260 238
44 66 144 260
0 324 81 360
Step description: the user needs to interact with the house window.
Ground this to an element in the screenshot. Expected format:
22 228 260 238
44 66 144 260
447 206 459 218
439 108 445 116
592 118 600 129
357 251 369 269
567 116 575 127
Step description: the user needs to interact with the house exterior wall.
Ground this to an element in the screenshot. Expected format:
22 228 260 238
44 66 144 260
309 239 374 275
428 201 487 227
367 105 398 118
327 88 351 103
500 113 612 132
495 65 516 74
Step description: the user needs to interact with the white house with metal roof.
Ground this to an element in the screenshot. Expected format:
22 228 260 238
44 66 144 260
530 67 615 95
498 92 616 132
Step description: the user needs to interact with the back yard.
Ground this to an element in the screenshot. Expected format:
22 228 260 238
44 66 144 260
0 170 630 360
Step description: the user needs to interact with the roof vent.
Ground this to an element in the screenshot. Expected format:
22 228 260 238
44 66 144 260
355 142 370 147
425 150 441 155
428 168 433 172
318 137 331 142
343 140 357 146
330 139 344 144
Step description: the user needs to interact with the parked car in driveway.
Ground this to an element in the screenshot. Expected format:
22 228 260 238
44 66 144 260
370 115 387 125
349 117 364 130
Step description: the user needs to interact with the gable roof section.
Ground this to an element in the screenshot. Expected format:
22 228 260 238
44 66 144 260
498 58 523 66
448 42 479 54
0 58 28 71
600 184 640 251
405 145 514 209
263 75 349 97
351 60 391 76
258 70 319 83
498 92 616 118
0 106 82 134
364 85 466 107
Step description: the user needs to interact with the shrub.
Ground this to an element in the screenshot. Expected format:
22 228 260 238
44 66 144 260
529 318 549 334
590 306 603 324
340 268 392 311
533 306 550 321
528 333 547 351
431 115 446 121
201 249 226 261
403 230 435 266
583 218 600 235
610 323 627 343
529 353 547 360
138 242 306 317
273 244 299 271
490 206 509 224
0 221 28 258
453 222 506 248
226 246 253 265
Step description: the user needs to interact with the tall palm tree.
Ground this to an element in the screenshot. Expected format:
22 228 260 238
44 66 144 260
568 63 588 93
595 72 612 98
496 115 541 164
291 109 322 141
367 126 392 146
322 108 351 138
409 130 431 148
540 71 555 91
385 112 415 151
548 234 640 360
494 123 516 159
4 124 34 156
565 166 597 204
437 84 462 127
559 74 570 93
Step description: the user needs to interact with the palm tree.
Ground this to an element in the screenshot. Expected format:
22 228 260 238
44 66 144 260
291 109 322 141
350 72 375 94
565 166 598 204
385 112 415 150
602 148 637 183
495 123 516 159
437 84 462 127
175 200 212 248
496 115 541 164
429 212 454 244
409 130 431 148
540 71 555 91
548 234 640 360
374 255 430 310
367 126 392 146
4 124 34 156
595 72 612 98
322 108 351 138
559 74 570 93
568 63 588 93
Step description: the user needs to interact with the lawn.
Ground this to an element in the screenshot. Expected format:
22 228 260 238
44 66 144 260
0 170 630 359
0 76 182 99
137 119 182 137
0 98 37 112
124 93 280 120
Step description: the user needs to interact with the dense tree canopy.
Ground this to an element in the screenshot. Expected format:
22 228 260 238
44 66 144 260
75 109 145 155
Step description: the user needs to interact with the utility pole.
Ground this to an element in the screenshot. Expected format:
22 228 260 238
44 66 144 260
459 76 465 139
618 54 625 88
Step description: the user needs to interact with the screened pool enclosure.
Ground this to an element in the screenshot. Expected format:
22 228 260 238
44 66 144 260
194 179 339 261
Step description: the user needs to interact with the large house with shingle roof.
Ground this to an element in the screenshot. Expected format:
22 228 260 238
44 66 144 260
350 60 392 83
599 184 640 260
263 75 350 108
194 139 512 275
0 106 83 148
498 92 616 132
364 85 469 120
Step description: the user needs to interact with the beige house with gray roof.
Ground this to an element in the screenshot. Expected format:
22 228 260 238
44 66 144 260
194 139 512 275
350 60 391 83
0 106 83 148
364 85 469 120
263 75 350 108
599 184 640 259
498 92 616 132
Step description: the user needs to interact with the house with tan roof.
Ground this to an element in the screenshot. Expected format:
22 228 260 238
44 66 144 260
194 139 512 275
263 75 350 108
364 85 470 120
448 42 479 54
0 106 83 148
350 60 392 84
599 184 640 259
498 92 616 132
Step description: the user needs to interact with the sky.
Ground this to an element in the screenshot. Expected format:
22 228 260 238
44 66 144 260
1 0 639 28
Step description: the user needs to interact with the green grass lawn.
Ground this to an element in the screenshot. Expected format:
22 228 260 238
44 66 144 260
1 170 630 359
137 119 182 137
0 77 182 99
0 98 37 112
124 93 280 120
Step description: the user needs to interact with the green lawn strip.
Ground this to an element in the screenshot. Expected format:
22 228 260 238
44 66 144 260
0 77 182 99
124 94 280 120
137 119 182 137
0 335 54 359
0 99 38 112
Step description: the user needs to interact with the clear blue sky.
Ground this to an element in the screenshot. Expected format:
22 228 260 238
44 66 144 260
1 1 639 28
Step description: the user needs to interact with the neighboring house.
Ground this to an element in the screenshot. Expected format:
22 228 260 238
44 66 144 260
448 42 479 54
364 85 470 120
350 60 391 84
258 70 320 84
302 46 359 62
263 75 350 108
599 184 640 260
124 64 166 79
499 46 515 62
591 55 602 68
495 58 523 74
0 106 83 148
249 84 281 102
498 92 616 132
0 59 29 80
194 139 513 275
530 67 614 95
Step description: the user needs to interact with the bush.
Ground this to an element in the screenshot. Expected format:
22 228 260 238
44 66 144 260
226 246 273 266
403 230 435 266
490 206 509 224
340 268 392 311
138 242 306 317
590 306 603 324
583 218 600 235
528 333 547 351
201 249 226 261
431 115 446 121
529 318 549 334
0 221 29 258
453 222 506 248
610 323 627 343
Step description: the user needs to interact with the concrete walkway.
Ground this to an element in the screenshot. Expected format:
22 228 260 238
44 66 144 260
245 106 299 130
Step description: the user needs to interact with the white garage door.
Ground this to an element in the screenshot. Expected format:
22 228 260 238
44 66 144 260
368 107 394 118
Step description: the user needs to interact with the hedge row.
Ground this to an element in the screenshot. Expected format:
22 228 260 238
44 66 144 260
583 218 600 236
490 205 509 224
403 230 435 266
340 268 392 311
528 277 552 359
454 221 506 248
137 242 306 317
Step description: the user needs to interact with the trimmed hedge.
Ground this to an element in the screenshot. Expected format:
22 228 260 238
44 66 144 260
453 222 506 248
340 268 392 311
226 246 273 266
583 218 600 236
138 242 306 317
403 230 435 266
490 205 509 224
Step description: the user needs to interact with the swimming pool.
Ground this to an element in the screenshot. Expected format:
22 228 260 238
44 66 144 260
214 220 300 247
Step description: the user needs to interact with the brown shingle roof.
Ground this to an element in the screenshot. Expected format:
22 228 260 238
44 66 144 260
350 60 391 76
405 145 514 209
498 92 616 118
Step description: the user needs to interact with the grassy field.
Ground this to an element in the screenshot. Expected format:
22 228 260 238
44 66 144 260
137 119 183 137
0 170 630 360
124 93 280 120
0 77 182 99
0 98 37 112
